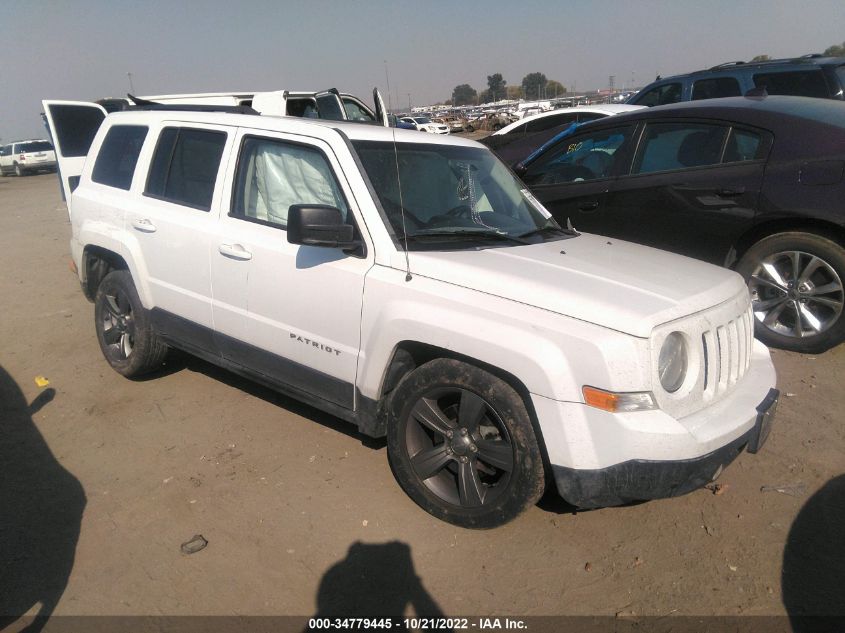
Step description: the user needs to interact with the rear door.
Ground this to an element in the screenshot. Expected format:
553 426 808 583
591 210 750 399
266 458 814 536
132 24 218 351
41 101 108 216
602 121 771 264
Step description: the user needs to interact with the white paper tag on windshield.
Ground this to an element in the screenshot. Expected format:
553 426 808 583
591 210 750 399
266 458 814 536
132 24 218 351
521 188 552 219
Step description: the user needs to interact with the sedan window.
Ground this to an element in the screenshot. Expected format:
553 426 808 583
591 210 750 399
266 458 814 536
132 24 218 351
521 126 634 185
633 123 728 174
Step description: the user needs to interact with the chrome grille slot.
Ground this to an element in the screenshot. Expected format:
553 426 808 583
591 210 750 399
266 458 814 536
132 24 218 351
705 311 752 398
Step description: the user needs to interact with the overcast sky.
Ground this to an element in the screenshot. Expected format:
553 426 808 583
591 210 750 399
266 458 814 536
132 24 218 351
1 0 844 140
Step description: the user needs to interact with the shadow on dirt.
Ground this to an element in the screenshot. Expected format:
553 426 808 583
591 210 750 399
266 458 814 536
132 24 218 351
0 366 86 632
160 349 385 449
782 474 845 630
306 541 451 631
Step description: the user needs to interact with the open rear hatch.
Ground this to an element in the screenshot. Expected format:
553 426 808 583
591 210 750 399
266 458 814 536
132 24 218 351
41 100 108 218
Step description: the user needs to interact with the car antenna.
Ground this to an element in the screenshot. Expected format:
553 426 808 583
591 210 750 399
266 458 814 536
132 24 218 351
384 60 412 282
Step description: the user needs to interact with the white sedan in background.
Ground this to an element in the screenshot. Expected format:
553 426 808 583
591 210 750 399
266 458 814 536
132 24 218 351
400 116 450 134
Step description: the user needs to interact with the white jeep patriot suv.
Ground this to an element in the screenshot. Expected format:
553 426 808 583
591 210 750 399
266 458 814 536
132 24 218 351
43 99 778 528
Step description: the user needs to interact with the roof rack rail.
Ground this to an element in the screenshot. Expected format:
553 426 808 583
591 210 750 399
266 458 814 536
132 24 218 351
127 104 259 115
708 61 746 71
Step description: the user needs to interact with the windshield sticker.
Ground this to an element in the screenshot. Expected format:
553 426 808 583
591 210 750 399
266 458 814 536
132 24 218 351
521 189 552 219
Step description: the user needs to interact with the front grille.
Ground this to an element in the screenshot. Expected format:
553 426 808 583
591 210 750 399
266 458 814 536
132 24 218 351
701 305 753 399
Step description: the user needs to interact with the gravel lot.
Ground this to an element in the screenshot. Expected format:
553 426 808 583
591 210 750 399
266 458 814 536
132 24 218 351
1 173 842 623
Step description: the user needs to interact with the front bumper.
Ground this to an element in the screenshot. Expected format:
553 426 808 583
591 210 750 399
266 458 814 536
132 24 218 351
553 388 779 508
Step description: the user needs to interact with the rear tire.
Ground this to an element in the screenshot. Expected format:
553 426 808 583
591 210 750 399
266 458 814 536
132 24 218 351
736 231 845 353
386 359 545 528
94 270 168 377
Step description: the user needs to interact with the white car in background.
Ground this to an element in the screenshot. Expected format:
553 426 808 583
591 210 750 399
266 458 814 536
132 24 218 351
492 104 645 137
400 116 450 134
0 139 57 176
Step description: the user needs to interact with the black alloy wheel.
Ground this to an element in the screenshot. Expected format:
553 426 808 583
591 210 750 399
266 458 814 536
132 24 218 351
387 359 545 528
94 270 168 377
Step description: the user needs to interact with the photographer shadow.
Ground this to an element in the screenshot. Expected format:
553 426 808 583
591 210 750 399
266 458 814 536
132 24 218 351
0 366 86 633
782 474 845 631
308 541 451 632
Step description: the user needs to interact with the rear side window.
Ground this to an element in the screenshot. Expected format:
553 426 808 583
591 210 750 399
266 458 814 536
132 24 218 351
231 136 348 229
753 70 830 98
47 105 105 157
92 126 148 190
633 83 683 107
692 77 742 100
724 128 763 163
145 127 227 211
633 123 729 174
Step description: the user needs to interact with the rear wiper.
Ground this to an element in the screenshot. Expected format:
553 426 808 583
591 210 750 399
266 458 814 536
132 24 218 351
400 228 529 245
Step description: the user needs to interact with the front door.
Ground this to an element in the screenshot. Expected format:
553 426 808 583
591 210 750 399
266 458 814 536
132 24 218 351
211 129 372 409
520 124 638 232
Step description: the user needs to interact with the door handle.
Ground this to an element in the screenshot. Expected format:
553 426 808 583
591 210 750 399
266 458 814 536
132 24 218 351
218 243 253 261
578 201 599 212
716 187 745 197
131 218 157 233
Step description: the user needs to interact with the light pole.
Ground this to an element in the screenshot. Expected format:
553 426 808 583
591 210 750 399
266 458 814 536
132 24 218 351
127 72 135 94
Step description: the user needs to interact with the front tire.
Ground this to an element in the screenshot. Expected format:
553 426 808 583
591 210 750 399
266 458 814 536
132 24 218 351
14 164 24 177
94 270 168 377
386 359 545 528
736 232 845 353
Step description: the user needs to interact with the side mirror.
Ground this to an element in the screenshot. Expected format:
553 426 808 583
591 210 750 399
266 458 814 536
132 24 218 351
287 205 357 249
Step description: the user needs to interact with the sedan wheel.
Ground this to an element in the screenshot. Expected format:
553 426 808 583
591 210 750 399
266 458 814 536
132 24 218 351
738 232 845 353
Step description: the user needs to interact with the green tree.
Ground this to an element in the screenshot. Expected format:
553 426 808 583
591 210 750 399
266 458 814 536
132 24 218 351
823 41 845 56
506 85 524 100
452 84 477 106
486 73 507 102
521 72 547 100
546 80 566 97
750 54 771 62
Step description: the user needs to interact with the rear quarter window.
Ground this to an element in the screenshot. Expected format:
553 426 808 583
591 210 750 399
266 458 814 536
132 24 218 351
753 70 830 98
92 125 148 190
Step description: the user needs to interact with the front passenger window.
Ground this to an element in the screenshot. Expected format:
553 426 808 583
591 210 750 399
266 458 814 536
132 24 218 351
231 137 349 229
521 127 633 185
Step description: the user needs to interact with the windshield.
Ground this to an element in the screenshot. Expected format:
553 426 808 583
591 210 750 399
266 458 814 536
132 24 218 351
352 141 566 249
413 117 432 124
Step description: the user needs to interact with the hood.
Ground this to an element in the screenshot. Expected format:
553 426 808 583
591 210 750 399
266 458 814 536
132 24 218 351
404 233 747 338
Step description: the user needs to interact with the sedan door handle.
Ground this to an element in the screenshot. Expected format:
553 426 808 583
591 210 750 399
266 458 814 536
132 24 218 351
716 186 746 197
131 218 157 233
578 201 600 212
218 243 252 261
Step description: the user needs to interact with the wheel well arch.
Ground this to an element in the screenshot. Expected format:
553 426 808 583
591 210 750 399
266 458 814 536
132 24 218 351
378 341 553 478
81 245 129 301
729 219 845 268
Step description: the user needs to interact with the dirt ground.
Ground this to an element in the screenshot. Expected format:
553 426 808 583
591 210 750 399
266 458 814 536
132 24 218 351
1 173 843 623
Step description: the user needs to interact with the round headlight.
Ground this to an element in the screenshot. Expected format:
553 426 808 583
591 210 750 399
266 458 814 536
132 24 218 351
658 332 688 393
